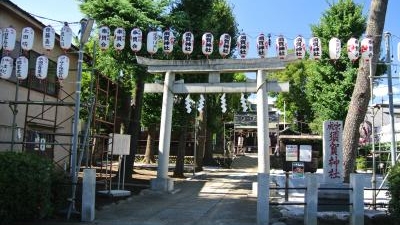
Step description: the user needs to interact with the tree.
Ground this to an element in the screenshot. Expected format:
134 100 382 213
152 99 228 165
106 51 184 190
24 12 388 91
307 0 365 133
168 0 238 172
343 0 388 182
141 93 162 164
272 60 314 133
272 0 366 135
79 0 171 180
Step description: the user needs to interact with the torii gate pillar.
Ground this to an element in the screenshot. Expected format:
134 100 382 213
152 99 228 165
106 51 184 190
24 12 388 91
256 69 269 224
137 55 296 225
150 71 175 191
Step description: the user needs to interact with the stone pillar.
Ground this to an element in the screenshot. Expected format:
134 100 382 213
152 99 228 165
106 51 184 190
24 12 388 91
256 69 269 225
304 173 317 225
350 174 364 225
322 120 343 183
151 71 175 192
319 120 349 211
81 169 96 222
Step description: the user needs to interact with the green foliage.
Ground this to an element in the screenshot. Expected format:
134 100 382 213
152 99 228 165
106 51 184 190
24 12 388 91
272 0 366 134
169 0 238 59
168 0 239 131
355 156 367 171
388 163 400 220
142 93 163 127
272 60 314 133
0 152 69 224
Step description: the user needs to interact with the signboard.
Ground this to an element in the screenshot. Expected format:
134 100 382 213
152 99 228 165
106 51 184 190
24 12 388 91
234 112 257 127
292 162 305 179
108 133 131 155
299 145 312 162
285 144 298 161
323 120 343 183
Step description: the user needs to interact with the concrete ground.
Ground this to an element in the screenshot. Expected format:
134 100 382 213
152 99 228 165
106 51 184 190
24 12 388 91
92 167 260 225
25 154 392 225
84 154 261 225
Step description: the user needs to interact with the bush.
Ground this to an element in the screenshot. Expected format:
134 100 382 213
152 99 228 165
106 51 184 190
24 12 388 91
0 152 69 224
356 156 367 171
388 163 400 220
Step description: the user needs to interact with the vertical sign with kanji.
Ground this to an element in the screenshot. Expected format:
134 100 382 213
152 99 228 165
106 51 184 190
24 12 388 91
323 120 343 183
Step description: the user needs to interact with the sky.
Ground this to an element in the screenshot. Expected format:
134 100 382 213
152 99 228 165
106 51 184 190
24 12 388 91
8 0 400 103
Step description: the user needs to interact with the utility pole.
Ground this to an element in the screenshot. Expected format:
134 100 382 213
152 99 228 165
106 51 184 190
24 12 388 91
384 32 396 166
68 18 94 220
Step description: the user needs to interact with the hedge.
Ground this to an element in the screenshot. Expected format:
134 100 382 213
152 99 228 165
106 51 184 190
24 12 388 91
0 151 69 224
388 163 400 220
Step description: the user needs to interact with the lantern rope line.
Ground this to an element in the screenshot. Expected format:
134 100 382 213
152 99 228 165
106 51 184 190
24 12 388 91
238 32 391 42
28 12 81 25
12 9 400 42
25 13 82 38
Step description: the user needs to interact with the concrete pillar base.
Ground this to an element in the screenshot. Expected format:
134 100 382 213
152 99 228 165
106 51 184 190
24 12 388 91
252 181 278 197
150 178 174 192
318 183 350 212
81 169 96 222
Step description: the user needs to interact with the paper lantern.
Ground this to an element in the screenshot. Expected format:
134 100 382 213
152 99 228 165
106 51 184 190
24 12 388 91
398 42 400 62
162 29 174 54
237 33 249 58
130 28 142 52
114 27 126 51
57 55 70 80
347 37 359 61
360 37 373 61
219 33 231 58
16 56 29 80
309 37 322 60
43 25 55 51
0 29 2 50
99 26 110 50
60 23 73 50
202 32 214 56
293 35 306 59
256 33 268 58
147 31 159 55
182 31 194 55
3 27 16 52
329 37 341 60
21 27 35 51
0 56 13 79
276 35 287 59
35 55 49 79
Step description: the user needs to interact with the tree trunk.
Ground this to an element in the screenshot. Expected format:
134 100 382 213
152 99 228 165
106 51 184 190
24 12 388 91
173 123 188 177
343 0 388 182
125 72 145 180
203 129 217 166
195 111 206 171
144 125 156 164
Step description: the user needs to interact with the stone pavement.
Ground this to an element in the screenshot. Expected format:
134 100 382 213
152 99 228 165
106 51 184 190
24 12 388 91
63 154 290 225
26 154 391 225
91 167 260 225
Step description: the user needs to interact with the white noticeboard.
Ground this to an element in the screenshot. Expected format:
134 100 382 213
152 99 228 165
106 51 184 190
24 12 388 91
285 144 298 161
108 133 131 155
299 145 312 162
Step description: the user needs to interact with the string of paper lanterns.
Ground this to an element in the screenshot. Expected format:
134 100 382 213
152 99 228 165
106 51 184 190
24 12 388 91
94 26 375 62
0 24 73 80
0 24 376 82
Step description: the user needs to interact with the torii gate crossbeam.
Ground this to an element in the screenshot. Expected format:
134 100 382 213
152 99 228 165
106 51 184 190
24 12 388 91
136 55 297 225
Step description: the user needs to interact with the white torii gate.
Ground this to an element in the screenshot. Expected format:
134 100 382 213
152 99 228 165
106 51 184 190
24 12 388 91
136 55 296 225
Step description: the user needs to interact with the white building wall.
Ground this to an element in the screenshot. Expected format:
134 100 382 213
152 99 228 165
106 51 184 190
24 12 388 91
0 1 79 166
